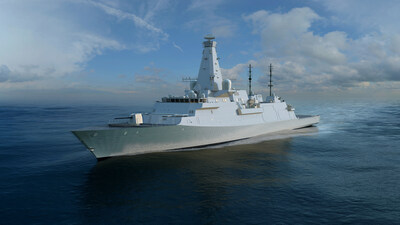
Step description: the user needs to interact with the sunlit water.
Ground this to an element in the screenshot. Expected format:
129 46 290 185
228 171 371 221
1 101 400 224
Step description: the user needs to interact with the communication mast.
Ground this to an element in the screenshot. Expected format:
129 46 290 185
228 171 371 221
248 64 252 96
268 64 273 96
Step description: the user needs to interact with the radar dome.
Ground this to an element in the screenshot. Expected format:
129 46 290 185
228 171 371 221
222 79 232 90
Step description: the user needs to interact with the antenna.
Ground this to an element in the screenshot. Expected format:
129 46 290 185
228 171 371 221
268 63 273 96
204 34 215 40
182 77 197 82
182 77 198 90
248 64 252 96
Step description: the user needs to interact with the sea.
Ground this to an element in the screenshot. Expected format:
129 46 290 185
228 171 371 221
1 100 400 224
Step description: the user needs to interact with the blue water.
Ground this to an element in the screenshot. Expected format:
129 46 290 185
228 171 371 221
1 101 400 224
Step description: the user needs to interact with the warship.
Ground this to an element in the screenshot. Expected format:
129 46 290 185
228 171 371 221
73 36 320 159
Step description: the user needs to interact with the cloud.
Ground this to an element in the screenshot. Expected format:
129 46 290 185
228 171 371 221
185 0 236 38
87 0 168 40
86 0 172 53
0 65 11 82
211 23 236 38
0 0 126 86
0 65 42 83
320 0 400 35
130 64 187 101
239 7 400 92
243 8 347 65
244 8 320 39
135 74 166 84
173 42 184 52
0 0 173 91
221 63 251 81
143 0 172 22
134 64 174 86
188 0 225 11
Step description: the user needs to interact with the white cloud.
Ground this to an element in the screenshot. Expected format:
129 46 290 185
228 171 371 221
221 63 251 80
143 0 171 22
0 0 125 86
244 8 320 38
131 64 187 100
244 8 347 65
320 0 400 34
173 42 184 52
0 65 12 82
238 7 400 93
86 0 172 53
211 23 236 38
188 0 225 11
0 0 172 91
87 0 168 40
185 0 236 38
135 74 165 84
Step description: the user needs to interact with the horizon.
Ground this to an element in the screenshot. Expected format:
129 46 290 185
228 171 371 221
1 0 400 106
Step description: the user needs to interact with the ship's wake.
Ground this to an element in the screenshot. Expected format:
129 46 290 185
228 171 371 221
168 126 319 152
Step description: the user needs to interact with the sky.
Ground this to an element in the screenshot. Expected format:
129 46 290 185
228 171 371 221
1 0 400 106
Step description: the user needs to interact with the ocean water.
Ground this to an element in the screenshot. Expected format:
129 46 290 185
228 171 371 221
1 100 400 224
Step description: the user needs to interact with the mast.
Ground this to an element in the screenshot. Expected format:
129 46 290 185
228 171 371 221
248 64 252 96
195 35 223 93
268 63 273 96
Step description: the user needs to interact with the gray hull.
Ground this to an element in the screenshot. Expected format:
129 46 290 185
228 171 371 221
73 115 319 159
